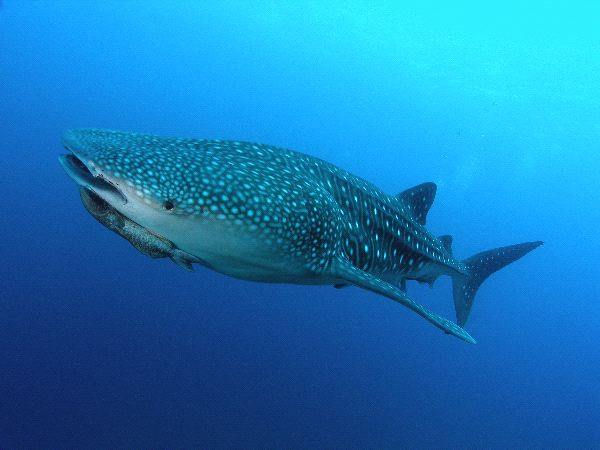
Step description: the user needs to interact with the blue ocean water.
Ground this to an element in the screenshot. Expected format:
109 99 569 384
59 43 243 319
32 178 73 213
1 1 599 448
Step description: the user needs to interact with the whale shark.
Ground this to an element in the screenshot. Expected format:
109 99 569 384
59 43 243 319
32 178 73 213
59 128 542 343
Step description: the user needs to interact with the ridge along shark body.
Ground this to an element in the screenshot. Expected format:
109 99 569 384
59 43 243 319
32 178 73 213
60 129 543 344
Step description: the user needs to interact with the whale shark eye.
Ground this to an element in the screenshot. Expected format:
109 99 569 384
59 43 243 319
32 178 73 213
163 200 175 211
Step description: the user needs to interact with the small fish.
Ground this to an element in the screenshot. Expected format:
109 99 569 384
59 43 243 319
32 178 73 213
78 187 202 270
60 129 542 343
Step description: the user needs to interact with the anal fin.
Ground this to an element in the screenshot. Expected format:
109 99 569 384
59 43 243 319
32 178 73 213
331 258 476 344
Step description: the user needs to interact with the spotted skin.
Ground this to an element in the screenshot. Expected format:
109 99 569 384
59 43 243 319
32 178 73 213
395 182 437 225
61 129 542 343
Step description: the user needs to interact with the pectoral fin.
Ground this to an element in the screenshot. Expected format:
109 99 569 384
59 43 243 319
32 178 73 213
331 258 476 344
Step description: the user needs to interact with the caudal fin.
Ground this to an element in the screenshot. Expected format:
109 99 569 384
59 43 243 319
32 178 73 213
452 241 543 326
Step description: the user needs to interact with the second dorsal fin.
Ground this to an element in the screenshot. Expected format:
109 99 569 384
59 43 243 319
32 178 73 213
396 182 437 225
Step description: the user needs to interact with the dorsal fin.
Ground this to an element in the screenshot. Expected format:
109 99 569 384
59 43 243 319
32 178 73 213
439 235 453 255
396 182 437 225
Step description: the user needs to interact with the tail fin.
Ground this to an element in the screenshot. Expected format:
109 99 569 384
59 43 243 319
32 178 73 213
452 241 543 326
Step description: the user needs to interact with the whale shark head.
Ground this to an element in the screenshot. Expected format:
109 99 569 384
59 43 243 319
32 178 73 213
60 129 177 226
59 128 282 276
59 128 214 248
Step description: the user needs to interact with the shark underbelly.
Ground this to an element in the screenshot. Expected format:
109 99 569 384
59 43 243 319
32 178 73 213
126 208 326 283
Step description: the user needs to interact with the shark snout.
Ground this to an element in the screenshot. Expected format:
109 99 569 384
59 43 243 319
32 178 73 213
62 128 85 151
62 129 97 162
62 128 138 168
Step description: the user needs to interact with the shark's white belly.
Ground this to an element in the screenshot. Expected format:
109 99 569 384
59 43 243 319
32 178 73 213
185 234 325 283
128 207 325 283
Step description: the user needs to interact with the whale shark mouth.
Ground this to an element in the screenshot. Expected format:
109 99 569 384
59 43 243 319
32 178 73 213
59 152 127 206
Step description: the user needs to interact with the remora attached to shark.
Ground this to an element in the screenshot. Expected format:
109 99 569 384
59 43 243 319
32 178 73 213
59 129 542 343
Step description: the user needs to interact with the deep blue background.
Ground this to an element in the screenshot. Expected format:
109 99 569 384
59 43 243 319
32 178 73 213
1 1 599 448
